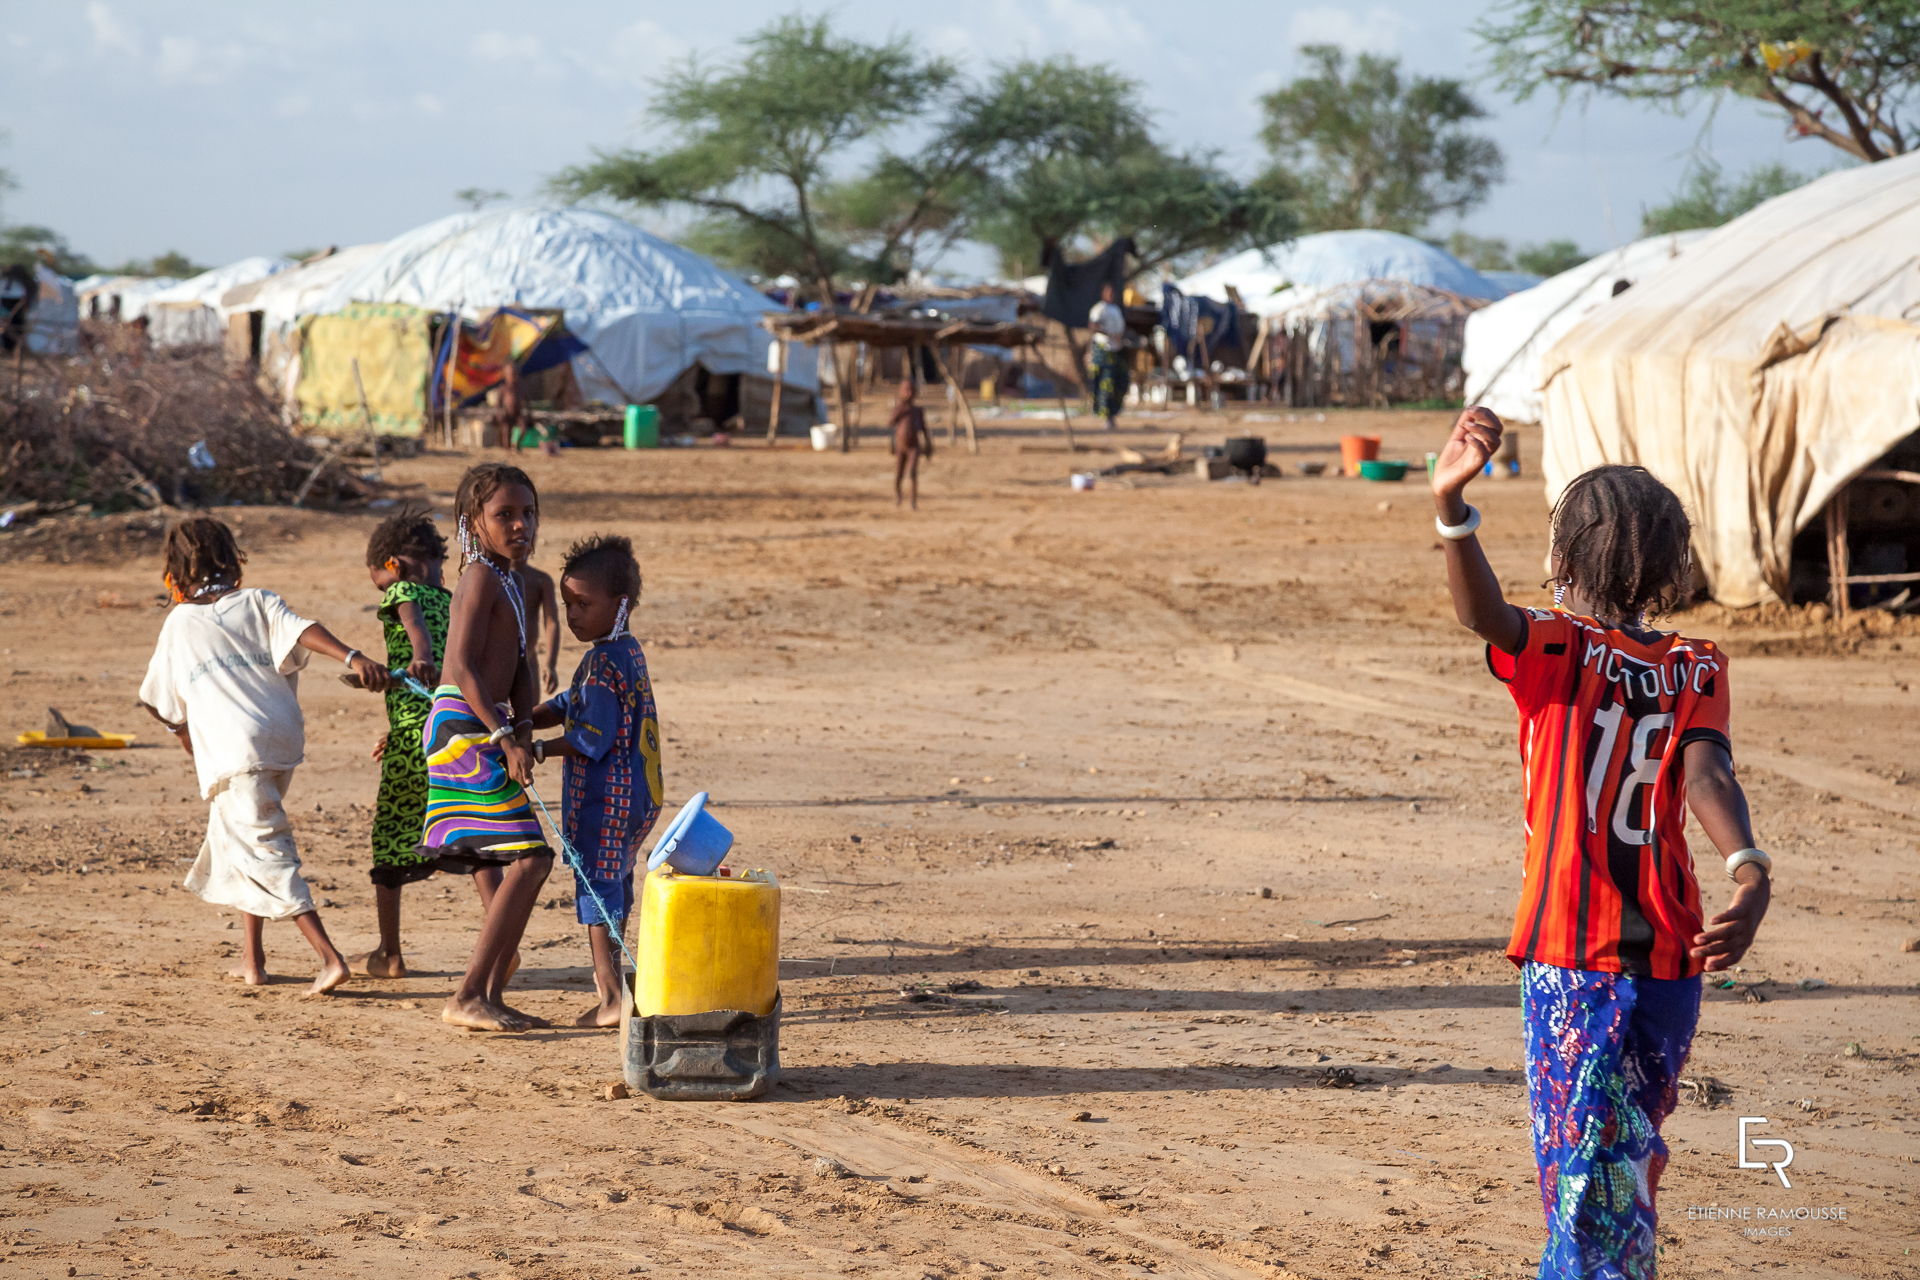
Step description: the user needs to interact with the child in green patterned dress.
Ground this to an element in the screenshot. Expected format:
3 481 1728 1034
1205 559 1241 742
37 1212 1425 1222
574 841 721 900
351 504 452 978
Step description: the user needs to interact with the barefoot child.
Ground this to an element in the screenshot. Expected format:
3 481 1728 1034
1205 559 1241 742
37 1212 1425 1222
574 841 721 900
423 463 555 1031
530 535 663 1027
353 504 451 978
1431 408 1773 1279
137 516 391 995
889 379 933 510
518 559 561 695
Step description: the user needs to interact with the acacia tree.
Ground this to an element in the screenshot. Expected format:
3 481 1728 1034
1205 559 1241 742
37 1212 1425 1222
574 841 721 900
553 16 952 306
1641 160 1812 233
1479 1 1918 162
1259 45 1505 233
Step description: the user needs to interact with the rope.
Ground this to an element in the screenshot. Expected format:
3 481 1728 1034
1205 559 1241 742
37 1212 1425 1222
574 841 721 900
524 778 641 974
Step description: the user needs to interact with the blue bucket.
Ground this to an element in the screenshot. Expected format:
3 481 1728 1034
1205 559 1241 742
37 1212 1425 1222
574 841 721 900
647 791 734 875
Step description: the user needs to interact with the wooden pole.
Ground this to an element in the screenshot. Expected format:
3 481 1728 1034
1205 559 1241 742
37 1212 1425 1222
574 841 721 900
928 342 979 456
1036 338 1076 451
939 345 956 449
764 339 787 444
1826 488 1852 620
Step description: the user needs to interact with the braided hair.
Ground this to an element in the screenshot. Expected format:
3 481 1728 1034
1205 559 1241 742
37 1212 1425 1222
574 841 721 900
561 533 642 601
1550 465 1694 624
162 516 244 599
453 462 537 565
365 501 447 570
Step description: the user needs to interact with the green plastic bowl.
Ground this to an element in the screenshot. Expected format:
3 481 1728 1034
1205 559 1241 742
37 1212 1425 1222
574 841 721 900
1359 459 1409 482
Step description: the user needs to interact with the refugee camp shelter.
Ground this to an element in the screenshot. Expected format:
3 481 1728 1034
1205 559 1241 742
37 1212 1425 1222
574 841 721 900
1177 230 1509 406
1463 232 1706 423
1541 155 1920 610
76 274 181 322
27 265 79 355
297 206 818 435
146 257 295 348
220 244 386 389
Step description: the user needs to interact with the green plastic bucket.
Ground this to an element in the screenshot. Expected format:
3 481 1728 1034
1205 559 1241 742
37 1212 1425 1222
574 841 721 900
624 404 660 449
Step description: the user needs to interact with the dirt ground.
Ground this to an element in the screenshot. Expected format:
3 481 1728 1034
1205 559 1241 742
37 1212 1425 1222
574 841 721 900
2 403 1915 1280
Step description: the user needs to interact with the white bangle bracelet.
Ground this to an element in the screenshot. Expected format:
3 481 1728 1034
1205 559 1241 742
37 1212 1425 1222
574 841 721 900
487 724 513 746
1725 847 1772 880
1435 504 1482 541
341 648 363 668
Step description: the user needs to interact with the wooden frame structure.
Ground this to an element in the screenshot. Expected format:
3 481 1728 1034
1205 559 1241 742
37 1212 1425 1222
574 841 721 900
1825 467 1920 619
762 311 1078 453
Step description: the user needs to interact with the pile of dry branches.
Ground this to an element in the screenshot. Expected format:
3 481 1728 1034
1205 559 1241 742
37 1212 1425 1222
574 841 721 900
1 332 379 516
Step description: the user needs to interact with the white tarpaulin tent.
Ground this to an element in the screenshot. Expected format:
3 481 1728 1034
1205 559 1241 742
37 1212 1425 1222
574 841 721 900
1179 229 1508 314
304 205 818 405
1541 155 1920 607
222 244 386 337
147 256 295 347
1463 232 1706 423
77 274 181 322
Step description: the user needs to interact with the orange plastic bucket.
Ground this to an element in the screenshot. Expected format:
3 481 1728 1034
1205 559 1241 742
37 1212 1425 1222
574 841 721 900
1339 435 1381 475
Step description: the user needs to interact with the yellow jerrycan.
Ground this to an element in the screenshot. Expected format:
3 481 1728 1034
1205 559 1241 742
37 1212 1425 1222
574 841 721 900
624 866 781 1101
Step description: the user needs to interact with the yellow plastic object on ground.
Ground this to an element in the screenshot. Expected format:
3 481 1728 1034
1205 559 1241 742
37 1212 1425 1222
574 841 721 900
17 731 135 749
634 868 780 1018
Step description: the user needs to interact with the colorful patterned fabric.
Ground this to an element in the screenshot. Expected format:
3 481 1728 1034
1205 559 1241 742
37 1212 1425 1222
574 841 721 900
1089 342 1129 419
1489 609 1732 978
370 581 451 886
417 686 549 870
548 635 662 924
1523 961 1700 1280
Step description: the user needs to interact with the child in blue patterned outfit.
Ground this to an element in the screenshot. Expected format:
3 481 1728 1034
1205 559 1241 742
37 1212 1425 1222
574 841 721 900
530 534 663 1028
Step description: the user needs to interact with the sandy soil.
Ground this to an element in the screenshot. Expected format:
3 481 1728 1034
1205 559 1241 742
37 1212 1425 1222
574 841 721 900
2 404 1916 1280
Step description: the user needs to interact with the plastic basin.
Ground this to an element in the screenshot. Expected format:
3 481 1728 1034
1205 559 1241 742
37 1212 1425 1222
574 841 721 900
1359 459 1409 482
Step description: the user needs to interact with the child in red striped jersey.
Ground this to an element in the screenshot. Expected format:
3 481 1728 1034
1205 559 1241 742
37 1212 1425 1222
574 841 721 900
1432 407 1772 1280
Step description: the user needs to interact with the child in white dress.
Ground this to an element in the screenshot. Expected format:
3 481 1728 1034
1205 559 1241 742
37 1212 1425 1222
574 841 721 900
139 516 390 994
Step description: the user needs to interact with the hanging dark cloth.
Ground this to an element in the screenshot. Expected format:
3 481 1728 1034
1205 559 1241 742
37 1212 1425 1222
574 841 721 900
1159 284 1242 361
1041 237 1136 330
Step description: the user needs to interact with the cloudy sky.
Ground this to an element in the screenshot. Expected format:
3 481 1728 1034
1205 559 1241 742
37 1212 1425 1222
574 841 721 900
6 1 1814 275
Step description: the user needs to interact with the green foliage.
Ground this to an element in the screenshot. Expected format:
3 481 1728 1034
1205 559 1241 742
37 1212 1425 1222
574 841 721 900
1446 231 1513 270
454 187 508 211
1514 238 1587 276
1259 45 1504 234
119 250 204 278
1641 161 1813 233
1478 1 1919 162
0 224 95 276
553 15 951 297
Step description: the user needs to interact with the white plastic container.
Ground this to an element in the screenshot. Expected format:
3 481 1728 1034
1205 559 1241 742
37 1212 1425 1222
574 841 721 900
809 423 840 452
1070 472 1096 491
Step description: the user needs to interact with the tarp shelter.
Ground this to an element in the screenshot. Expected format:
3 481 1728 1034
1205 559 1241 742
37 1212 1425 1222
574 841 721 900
1540 155 1920 607
1463 232 1707 423
301 206 819 416
27 266 79 355
147 257 295 347
294 302 437 434
221 245 386 391
1179 231 1508 405
77 274 181 322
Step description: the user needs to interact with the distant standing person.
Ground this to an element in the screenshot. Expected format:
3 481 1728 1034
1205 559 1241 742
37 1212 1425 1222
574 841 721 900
1087 283 1128 431
889 379 934 510
493 364 525 451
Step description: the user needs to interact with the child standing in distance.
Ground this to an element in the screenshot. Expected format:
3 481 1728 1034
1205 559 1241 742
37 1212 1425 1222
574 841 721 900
889 379 933 510
353 504 451 978
517 558 561 695
1432 407 1773 1279
423 463 554 1031
530 535 663 1027
138 516 391 994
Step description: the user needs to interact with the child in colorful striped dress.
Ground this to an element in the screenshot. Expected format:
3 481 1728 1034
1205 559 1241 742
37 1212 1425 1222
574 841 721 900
530 535 663 1027
1431 407 1773 1279
422 463 554 1032
351 504 451 979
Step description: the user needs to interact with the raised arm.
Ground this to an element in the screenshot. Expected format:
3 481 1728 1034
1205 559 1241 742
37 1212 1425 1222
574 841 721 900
1431 407 1526 655
297 622 391 691
396 599 440 686
1683 739 1770 971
